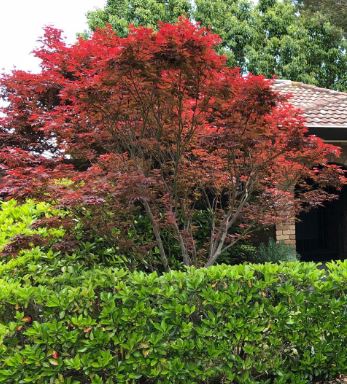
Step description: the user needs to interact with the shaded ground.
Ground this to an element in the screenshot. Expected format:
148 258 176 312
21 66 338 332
321 377 347 383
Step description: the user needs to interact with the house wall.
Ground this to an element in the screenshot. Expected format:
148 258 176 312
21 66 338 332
276 140 347 249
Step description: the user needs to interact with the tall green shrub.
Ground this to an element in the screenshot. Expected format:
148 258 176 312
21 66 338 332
0 199 64 253
0 199 173 274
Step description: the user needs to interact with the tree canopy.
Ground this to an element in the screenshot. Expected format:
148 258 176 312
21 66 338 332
295 0 347 36
87 0 192 37
87 0 347 91
0 20 343 269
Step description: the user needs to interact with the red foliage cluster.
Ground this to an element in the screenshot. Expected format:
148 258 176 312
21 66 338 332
0 19 344 268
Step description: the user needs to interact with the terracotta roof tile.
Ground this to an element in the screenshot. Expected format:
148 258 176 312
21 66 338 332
272 80 347 128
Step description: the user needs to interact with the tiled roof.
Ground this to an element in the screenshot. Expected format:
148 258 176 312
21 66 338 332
272 80 347 128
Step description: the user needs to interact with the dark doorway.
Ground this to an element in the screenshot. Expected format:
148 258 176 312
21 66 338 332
296 187 347 261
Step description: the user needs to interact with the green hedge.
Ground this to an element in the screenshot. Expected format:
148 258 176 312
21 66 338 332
0 262 347 383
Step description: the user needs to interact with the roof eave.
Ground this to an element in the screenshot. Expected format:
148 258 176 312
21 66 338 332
307 126 347 141
307 124 347 129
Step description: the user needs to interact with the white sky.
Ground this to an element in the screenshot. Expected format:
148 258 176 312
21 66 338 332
0 0 106 74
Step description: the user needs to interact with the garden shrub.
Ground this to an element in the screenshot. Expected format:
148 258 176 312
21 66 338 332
220 242 258 264
221 239 299 265
0 199 131 278
0 199 65 254
0 262 346 383
256 238 300 263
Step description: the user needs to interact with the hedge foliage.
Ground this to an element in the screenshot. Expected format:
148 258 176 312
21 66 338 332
0 261 347 383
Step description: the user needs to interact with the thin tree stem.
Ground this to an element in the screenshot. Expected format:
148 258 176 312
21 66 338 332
143 200 170 272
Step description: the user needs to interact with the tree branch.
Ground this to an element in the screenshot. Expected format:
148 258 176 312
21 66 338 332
142 200 170 272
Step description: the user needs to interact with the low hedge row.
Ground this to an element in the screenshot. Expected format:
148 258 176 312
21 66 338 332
0 262 347 383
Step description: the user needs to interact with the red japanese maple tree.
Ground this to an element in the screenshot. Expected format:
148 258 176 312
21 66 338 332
0 19 344 269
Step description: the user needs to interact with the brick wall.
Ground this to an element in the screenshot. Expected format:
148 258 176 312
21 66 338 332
275 221 296 246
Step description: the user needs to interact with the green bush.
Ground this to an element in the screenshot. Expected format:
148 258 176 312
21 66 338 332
220 239 299 265
0 262 346 383
0 199 179 272
0 199 65 253
220 243 258 264
0 199 130 276
256 238 300 263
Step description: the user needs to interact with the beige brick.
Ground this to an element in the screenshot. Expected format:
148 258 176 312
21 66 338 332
276 218 296 245
277 235 289 241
